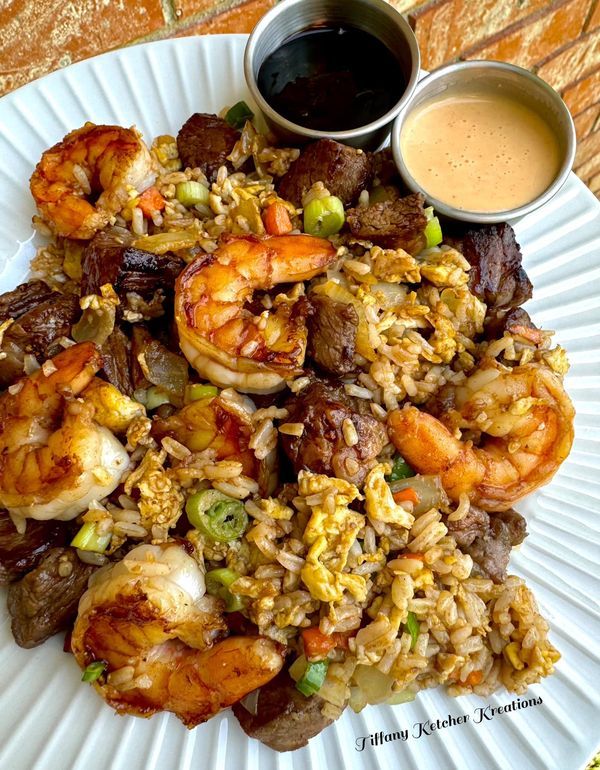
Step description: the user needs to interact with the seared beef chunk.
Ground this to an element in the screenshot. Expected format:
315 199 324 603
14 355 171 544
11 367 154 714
278 139 373 207
306 294 358 376
0 280 56 319
281 381 387 485
447 506 527 583
346 193 427 252
177 113 240 182
484 306 543 344
0 284 80 387
3 293 79 357
371 147 400 186
0 511 67 584
233 669 341 752
461 223 533 310
81 230 183 299
7 547 96 648
101 325 134 396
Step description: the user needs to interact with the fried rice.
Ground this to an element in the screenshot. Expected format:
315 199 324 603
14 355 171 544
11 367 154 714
23 116 567 722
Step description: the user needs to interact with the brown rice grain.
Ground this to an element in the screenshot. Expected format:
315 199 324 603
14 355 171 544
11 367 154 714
342 418 359 447
279 422 305 437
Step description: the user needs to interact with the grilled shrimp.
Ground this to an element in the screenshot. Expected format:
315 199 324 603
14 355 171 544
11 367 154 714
175 234 337 393
0 342 129 522
387 363 574 511
71 543 285 727
30 123 155 239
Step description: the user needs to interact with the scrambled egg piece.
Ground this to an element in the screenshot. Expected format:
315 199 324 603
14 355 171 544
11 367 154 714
83 378 145 433
298 471 366 603
370 246 421 284
124 448 184 532
255 497 293 520
419 248 470 288
364 465 414 528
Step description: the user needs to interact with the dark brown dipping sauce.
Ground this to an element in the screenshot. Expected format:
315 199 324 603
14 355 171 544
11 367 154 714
257 26 405 132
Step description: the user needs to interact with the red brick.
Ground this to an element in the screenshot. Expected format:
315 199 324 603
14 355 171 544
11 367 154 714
176 0 275 34
410 0 551 67
174 0 235 20
574 145 600 178
573 103 600 139
464 0 590 69
562 68 600 113
409 0 455 70
536 29 600 90
0 0 165 95
574 127 600 166
586 0 600 30
588 169 600 192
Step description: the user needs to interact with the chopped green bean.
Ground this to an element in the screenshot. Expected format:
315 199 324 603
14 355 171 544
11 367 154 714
225 101 254 129
386 455 415 482
185 489 248 542
145 386 172 410
186 383 218 402
296 659 329 697
405 611 419 650
424 206 443 248
303 196 345 237
175 181 209 207
205 567 244 611
71 522 111 554
82 660 107 682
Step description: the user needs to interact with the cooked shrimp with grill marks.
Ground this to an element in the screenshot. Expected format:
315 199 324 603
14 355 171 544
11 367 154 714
71 543 285 727
388 362 575 511
30 123 155 240
175 233 337 394
0 341 130 522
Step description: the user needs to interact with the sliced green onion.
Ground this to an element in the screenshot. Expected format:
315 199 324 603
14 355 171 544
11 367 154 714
303 196 345 238
386 688 416 706
225 100 254 129
82 660 107 682
145 386 172 411
175 180 209 207
71 522 111 554
185 489 248 542
205 567 244 611
296 659 329 697
186 383 218 402
405 611 419 650
424 206 443 248
385 455 415 482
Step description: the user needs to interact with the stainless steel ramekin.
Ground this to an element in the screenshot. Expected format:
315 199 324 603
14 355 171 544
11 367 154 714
391 60 576 223
244 0 420 150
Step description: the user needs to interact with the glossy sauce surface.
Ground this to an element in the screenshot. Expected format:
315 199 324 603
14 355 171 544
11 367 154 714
400 85 562 212
257 26 405 131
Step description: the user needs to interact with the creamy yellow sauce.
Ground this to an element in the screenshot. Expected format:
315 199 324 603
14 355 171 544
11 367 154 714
400 85 562 212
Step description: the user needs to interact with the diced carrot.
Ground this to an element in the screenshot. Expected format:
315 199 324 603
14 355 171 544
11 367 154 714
400 552 425 560
332 631 353 649
138 186 166 218
302 627 337 658
463 670 483 687
263 201 293 235
393 487 420 505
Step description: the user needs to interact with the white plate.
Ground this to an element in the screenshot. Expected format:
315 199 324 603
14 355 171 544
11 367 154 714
0 34 599 770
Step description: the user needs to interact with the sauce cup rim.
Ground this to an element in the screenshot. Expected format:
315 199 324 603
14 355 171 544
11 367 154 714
391 60 576 223
244 0 421 142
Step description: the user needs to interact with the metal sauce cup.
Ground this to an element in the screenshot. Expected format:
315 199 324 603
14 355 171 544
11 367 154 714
244 0 420 150
391 61 576 223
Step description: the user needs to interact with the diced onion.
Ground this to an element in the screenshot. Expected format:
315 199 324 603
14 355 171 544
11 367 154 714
389 474 447 515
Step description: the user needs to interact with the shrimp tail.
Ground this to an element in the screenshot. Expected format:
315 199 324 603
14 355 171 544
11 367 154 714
388 405 485 501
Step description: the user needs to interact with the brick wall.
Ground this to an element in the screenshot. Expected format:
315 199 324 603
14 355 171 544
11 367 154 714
0 0 598 195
